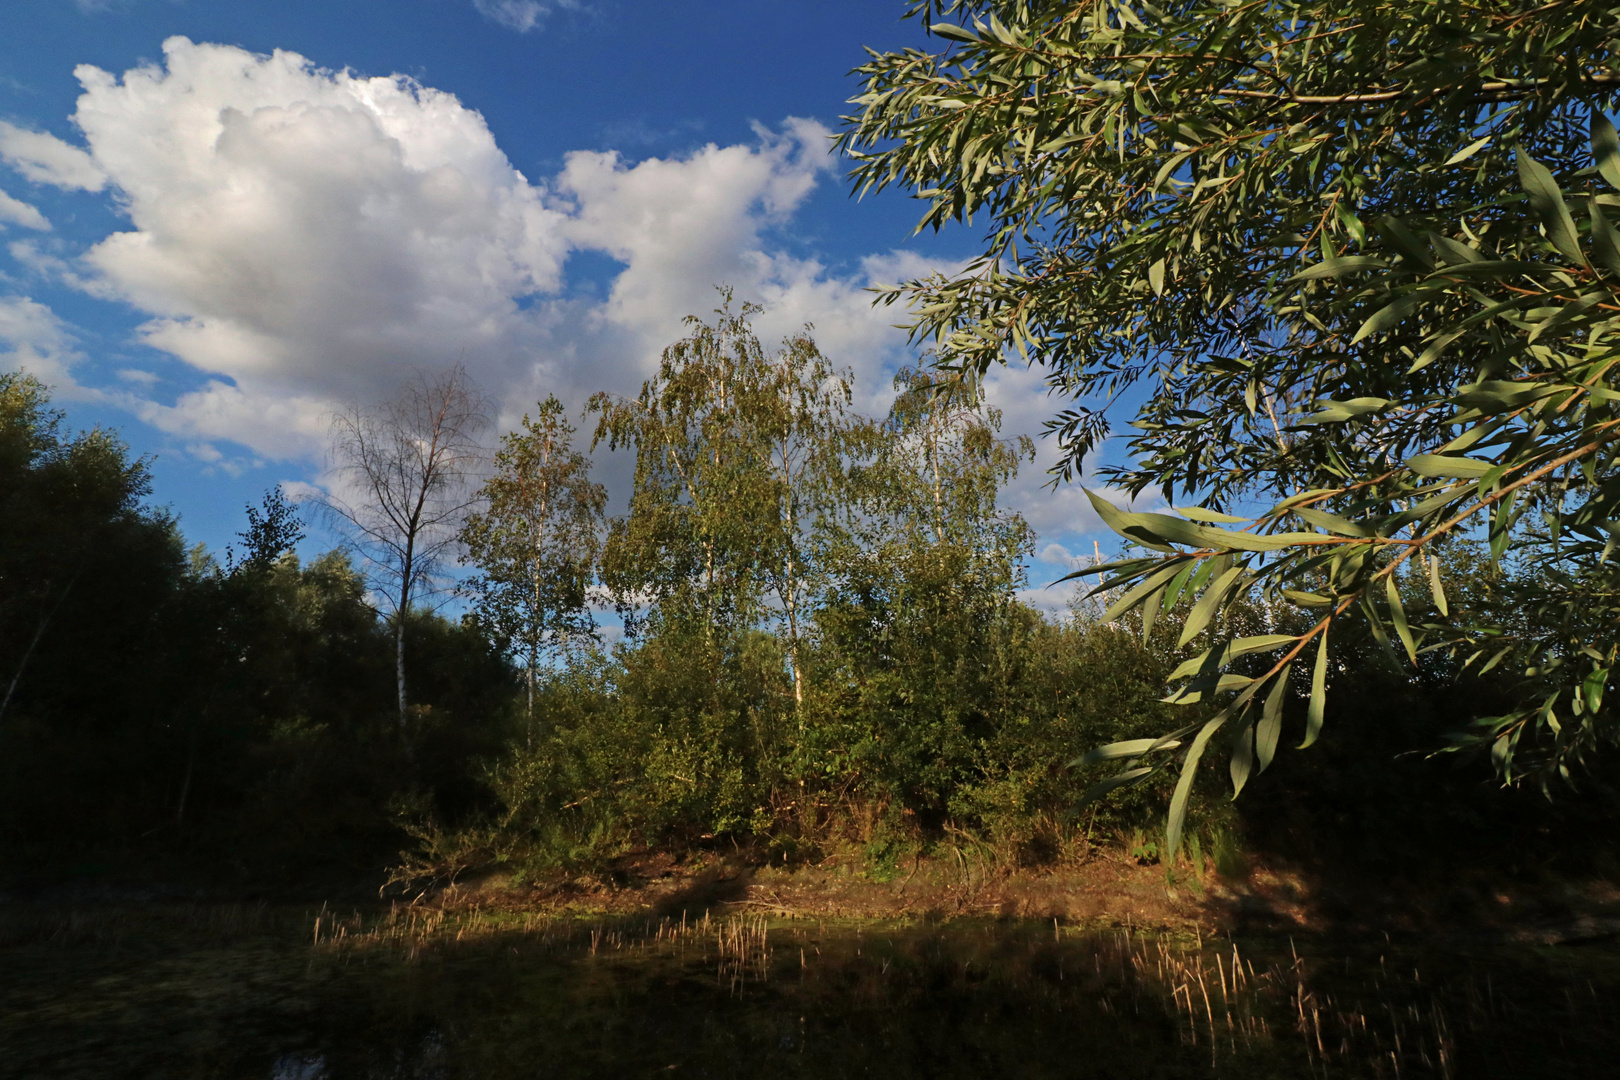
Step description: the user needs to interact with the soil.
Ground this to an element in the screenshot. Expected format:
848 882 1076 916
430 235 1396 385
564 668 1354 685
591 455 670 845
430 845 1620 944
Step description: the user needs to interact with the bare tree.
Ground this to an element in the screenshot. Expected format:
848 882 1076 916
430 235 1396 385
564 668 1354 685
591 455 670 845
322 364 490 732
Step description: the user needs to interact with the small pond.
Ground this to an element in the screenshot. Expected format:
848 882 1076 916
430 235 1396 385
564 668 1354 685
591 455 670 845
3 903 1617 1078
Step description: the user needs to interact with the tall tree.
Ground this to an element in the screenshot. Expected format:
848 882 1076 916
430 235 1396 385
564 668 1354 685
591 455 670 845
0 370 168 726
841 1 1620 848
811 366 1035 818
754 329 859 706
323 364 489 733
864 366 1033 560
822 365 1035 643
591 294 856 665
461 396 606 731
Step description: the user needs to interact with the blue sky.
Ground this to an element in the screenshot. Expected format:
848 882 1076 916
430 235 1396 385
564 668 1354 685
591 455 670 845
0 0 1122 615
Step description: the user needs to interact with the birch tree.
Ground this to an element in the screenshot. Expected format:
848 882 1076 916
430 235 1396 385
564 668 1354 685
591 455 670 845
590 296 858 703
323 364 489 733
756 332 858 705
461 396 605 732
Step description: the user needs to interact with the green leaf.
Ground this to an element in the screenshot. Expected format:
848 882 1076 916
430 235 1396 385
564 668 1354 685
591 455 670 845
1517 148 1584 264
1409 328 1467 374
1165 713 1228 873
1583 666 1608 716
1149 258 1167 296
1269 488 1349 513
1178 564 1245 647
1141 583 1166 642
1526 292 1604 344
1175 506 1251 523
1257 667 1290 773
1386 575 1417 664
1594 113 1620 191
1076 766 1155 808
1076 736 1183 765
1293 505 1373 537
1085 489 1310 553
1168 634 1298 681
927 22 982 43
1335 203 1367 246
1429 233 1482 265
1229 708 1257 798
1445 135 1493 166
1407 453 1493 478
1428 552 1449 617
1098 557 1191 623
1288 256 1387 281
1301 624 1330 748
1350 293 1423 343
1152 150 1194 192
1298 397 1393 425
1453 380 1557 414
1590 202 1620 277
1164 673 1255 704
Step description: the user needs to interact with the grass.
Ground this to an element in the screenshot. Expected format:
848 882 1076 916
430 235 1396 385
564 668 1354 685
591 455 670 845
4 896 1619 1078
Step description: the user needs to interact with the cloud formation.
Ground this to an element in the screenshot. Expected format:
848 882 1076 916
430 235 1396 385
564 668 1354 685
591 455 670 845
0 188 49 231
0 121 106 190
0 295 86 391
6 37 1133 561
472 0 578 33
58 38 570 455
21 37 924 466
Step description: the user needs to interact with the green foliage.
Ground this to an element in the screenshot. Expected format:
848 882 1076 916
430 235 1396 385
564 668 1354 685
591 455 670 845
411 309 1224 877
590 293 861 675
450 595 1203 877
460 396 606 727
840 1 1620 853
457 623 795 875
0 372 514 873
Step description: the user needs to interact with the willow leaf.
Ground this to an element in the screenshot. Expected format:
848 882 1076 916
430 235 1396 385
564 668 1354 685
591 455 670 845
1165 713 1228 871
1301 625 1330 749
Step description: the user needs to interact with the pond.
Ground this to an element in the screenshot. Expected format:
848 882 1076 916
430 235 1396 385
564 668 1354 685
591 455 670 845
3 902 1617 1078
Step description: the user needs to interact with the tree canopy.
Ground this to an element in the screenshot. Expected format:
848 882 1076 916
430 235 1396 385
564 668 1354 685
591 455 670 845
840 0 1620 846
461 396 606 728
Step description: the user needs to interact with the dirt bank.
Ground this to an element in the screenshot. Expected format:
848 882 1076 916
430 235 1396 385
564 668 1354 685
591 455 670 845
428 846 1620 944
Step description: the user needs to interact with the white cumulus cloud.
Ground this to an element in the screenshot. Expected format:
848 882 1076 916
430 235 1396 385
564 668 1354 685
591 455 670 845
63 37 570 456
0 295 88 392
39 37 926 465
0 187 49 231
0 121 107 190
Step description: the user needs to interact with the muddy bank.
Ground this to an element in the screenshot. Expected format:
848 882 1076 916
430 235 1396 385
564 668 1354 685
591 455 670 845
420 847 1620 946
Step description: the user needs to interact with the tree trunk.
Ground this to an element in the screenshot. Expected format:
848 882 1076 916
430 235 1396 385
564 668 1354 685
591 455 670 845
785 553 803 707
396 614 408 731
397 538 415 735
526 640 537 747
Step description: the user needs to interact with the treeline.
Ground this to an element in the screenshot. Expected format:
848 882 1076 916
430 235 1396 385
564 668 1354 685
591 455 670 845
421 300 1221 879
0 305 1196 880
0 372 508 873
2 303 1606 886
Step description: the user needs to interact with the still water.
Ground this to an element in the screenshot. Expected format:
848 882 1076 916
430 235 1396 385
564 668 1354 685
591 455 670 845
4 903 1617 1078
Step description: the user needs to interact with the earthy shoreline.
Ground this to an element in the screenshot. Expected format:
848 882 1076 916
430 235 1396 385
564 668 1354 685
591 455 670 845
421 847 1620 947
